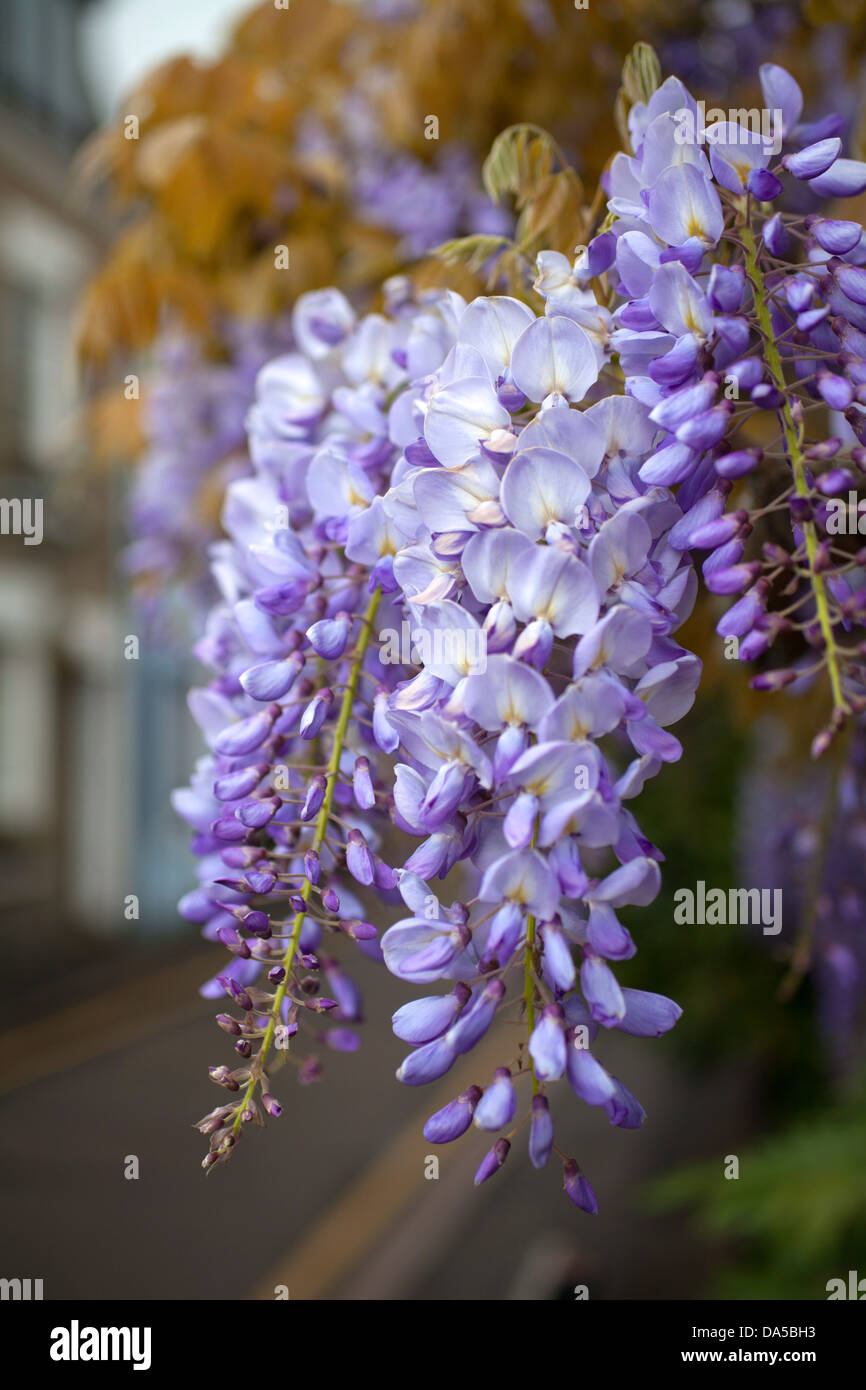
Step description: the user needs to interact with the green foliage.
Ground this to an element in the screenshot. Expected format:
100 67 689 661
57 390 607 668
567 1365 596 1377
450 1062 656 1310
647 1079 866 1299
615 42 663 152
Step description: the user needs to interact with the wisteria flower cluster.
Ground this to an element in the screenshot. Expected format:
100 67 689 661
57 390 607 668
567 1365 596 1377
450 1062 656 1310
176 257 700 1207
595 62 866 752
175 55 866 1211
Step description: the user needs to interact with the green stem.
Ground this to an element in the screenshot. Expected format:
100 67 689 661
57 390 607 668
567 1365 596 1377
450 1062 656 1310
227 586 382 1144
742 221 849 719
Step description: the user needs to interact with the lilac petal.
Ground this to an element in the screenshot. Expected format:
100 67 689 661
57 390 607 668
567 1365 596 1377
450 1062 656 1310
648 261 713 338
587 902 636 961
763 213 789 257
604 1078 646 1128
567 1045 617 1106
479 848 560 919
758 63 803 138
540 922 577 992
392 989 466 1045
647 164 724 248
617 988 683 1037
510 315 599 403
500 448 591 539
581 954 626 1026
424 377 510 469
474 1069 516 1131
306 615 350 659
462 654 553 732
810 158 866 198
528 1004 567 1081
446 978 505 1054
638 439 699 486
812 220 863 255
588 509 652 594
507 545 599 637
396 1036 457 1085
240 655 303 702
213 709 275 757
783 137 842 180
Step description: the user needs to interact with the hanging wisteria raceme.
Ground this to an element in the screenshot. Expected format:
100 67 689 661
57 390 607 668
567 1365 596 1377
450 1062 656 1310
176 269 701 1204
173 281 468 1167
590 61 866 757
372 289 700 1211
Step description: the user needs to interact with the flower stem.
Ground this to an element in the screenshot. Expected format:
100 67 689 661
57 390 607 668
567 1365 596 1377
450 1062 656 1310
227 586 382 1144
742 221 849 720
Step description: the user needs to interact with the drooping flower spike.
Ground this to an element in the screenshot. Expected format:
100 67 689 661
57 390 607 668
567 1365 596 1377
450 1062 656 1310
176 282 466 1167
372 290 697 1210
595 62 866 757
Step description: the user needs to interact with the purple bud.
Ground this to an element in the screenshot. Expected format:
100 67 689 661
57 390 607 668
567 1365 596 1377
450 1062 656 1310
783 137 842 180
474 1137 511 1186
306 614 350 659
750 668 799 690
240 654 304 702
300 774 326 821
396 1036 457 1085
528 1094 554 1169
304 850 321 885
423 1085 482 1143
563 1158 598 1213
707 264 745 313
446 978 505 1054
213 763 269 801
813 219 863 255
763 213 789 257
690 510 749 549
675 403 733 450
750 382 785 409
474 1067 516 1131
352 756 375 810
705 562 762 595
715 447 762 479
238 796 281 829
218 976 254 1012
747 167 783 201
817 466 856 494
346 828 375 886
528 1003 567 1080
213 709 276 757
392 986 470 1045
837 264 866 306
299 688 332 739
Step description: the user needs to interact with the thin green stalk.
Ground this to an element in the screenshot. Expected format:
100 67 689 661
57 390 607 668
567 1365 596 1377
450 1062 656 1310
226 587 382 1145
742 221 849 719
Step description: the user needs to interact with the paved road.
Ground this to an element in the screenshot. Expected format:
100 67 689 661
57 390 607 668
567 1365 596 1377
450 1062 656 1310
0 940 749 1300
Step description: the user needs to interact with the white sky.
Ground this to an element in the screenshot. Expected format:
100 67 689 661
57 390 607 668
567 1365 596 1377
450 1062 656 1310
79 0 255 118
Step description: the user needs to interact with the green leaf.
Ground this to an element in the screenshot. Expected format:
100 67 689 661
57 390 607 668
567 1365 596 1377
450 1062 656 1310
434 233 513 275
615 42 662 152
